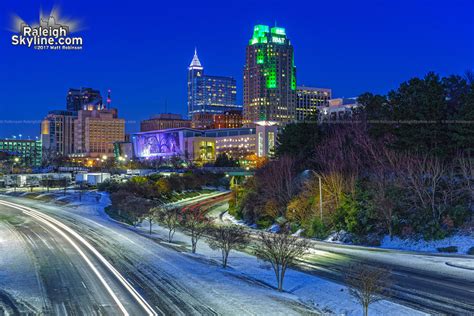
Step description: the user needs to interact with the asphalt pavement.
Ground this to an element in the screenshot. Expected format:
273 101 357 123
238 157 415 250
0 200 157 316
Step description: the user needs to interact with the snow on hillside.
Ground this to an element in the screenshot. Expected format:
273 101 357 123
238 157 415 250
380 234 474 254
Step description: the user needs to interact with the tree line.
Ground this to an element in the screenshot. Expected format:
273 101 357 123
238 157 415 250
98 171 226 225
232 72 474 243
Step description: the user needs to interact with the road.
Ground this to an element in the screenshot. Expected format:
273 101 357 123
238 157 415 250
299 240 474 315
0 200 157 315
2 191 472 315
210 201 474 315
0 194 317 315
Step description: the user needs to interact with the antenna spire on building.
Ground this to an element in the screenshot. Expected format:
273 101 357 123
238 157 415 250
189 47 203 69
106 89 111 109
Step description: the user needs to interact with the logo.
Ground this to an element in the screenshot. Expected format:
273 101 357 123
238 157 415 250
10 7 84 51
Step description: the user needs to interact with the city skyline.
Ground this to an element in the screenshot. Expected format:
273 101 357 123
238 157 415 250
1 0 473 138
0 2 473 315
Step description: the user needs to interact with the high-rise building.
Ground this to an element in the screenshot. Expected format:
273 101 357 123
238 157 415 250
243 25 297 126
67 88 103 112
74 108 125 158
141 114 191 132
41 110 76 156
296 86 332 121
187 49 240 118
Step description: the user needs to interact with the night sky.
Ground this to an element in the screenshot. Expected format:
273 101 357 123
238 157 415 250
0 0 473 138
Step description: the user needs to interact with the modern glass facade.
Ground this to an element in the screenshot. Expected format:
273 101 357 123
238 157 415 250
187 50 240 118
244 25 297 126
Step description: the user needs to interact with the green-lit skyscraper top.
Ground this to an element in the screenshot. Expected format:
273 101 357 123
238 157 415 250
244 24 297 126
249 25 289 45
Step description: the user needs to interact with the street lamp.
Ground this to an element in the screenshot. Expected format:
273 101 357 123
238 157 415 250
11 157 20 174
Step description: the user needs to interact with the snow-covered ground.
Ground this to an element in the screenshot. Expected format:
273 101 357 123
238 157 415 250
138 220 424 316
213 202 474 256
0 191 427 315
380 234 474 255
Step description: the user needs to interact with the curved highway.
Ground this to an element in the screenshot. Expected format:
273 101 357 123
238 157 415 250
0 195 317 316
0 199 157 315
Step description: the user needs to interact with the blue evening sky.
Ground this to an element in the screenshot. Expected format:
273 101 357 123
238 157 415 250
0 0 473 138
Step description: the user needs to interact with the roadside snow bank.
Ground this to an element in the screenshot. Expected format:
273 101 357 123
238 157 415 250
380 235 474 254
137 221 425 316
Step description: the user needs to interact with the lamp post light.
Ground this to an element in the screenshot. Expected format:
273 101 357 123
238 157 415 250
11 157 20 174
11 157 20 191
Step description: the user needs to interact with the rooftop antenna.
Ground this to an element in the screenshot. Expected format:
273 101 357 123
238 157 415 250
106 89 111 109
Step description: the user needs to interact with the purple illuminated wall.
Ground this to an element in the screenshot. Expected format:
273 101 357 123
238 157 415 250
133 131 182 158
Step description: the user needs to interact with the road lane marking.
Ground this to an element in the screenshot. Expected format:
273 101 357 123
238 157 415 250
0 200 158 316
0 201 129 315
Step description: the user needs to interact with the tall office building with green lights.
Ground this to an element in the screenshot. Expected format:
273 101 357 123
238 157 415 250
243 25 297 126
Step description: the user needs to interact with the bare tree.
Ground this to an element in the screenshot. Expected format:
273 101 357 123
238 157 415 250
206 226 249 268
345 264 391 316
457 153 474 219
154 206 180 242
145 212 154 235
254 232 310 291
256 155 297 216
465 69 474 85
399 154 464 224
180 207 210 253
371 164 396 239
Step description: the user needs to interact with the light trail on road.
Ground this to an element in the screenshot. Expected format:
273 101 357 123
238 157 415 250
0 199 158 316
189 196 474 315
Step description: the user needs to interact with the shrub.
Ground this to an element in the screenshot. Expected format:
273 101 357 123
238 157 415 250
422 221 448 241
228 199 243 220
467 247 474 255
303 217 329 239
437 246 458 253
256 218 272 229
